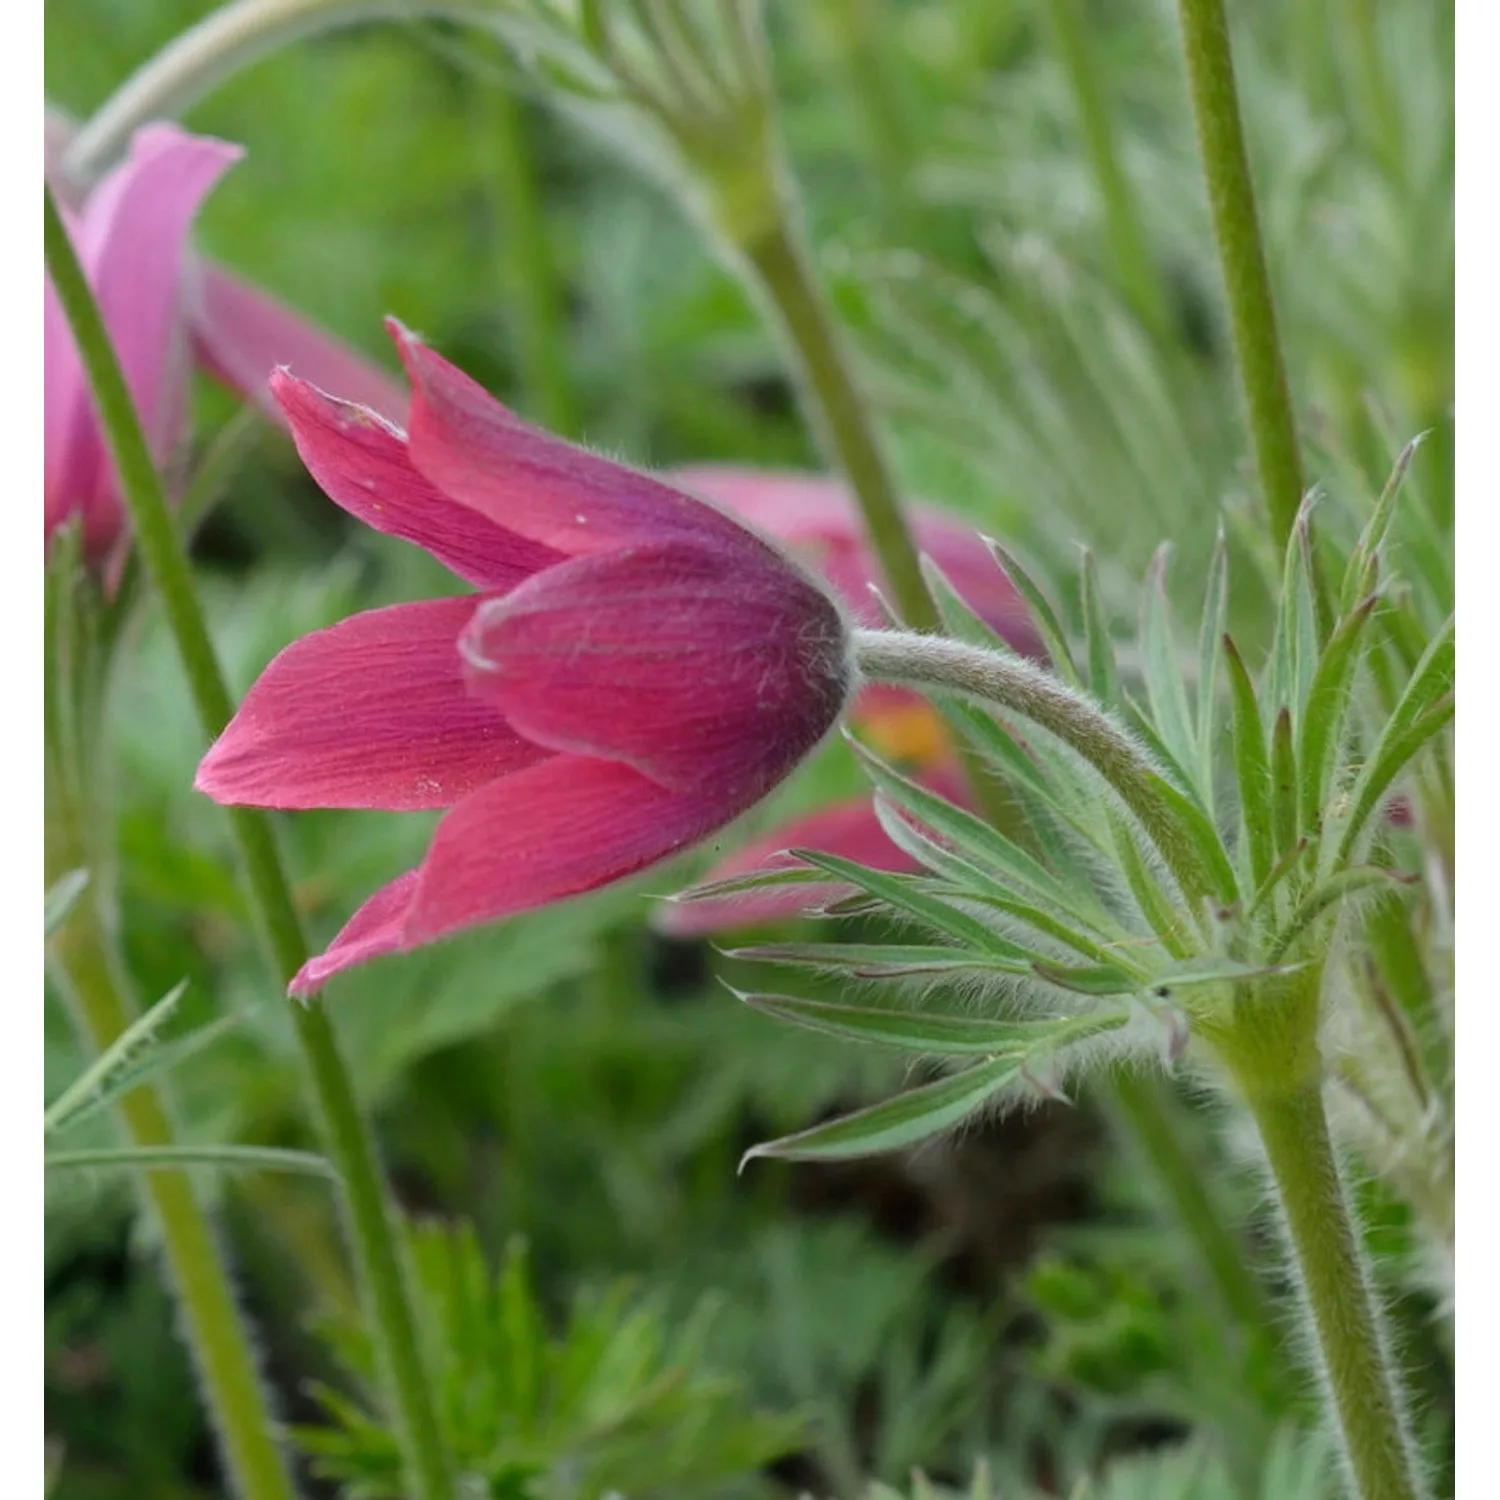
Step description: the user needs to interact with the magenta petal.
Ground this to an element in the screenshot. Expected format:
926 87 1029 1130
391 323 764 558
461 540 850 798
269 370 562 590
81 124 242 471
291 870 420 996
405 756 738 944
196 596 547 811
654 794 927 937
192 268 411 427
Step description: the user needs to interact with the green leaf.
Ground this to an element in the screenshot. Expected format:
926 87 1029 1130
1105 810 1193 960
920 555 1018 654
667 863 831 907
1334 692 1455 866
1270 708 1299 862
1272 868 1418 960
1267 502 1321 724
45 1145 336 1177
1223 635 1274 891
851 741 1120 936
44 869 90 939
1031 961 1143 996
1194 530 1229 799
1139 546 1199 798
983 540 1079 686
728 942 1028 978
44 979 191 1136
1080 550 1120 707
1297 594 1379 836
738 993 1127 1055
1340 432 1426 615
788 849 1035 966
741 1056 1023 1165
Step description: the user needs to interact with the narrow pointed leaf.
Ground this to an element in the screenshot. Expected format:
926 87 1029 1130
983 540 1079 686
1341 432 1425 614
1194 531 1229 797
1273 867 1419 960
44 980 190 1136
738 992 1127 1054
1032 961 1142 995
669 863 832 906
1224 635 1274 890
920 555 1017 654
1139 546 1199 795
741 1056 1022 1165
1271 708 1299 861
1298 595 1379 835
1080 551 1119 707
789 848 1035 965
1106 809 1193 959
728 942 1025 977
1335 693 1455 865
45 1145 335 1177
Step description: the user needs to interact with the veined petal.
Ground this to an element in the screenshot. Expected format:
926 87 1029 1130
461 540 851 797
654 792 925 937
81 125 242 468
270 370 562 590
192 268 410 426
196 596 546 811
405 756 740 945
392 321 766 559
291 870 420 996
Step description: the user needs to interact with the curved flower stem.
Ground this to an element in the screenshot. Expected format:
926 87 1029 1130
1044 0 1169 337
852 628 1218 903
738 211 940 633
1176 0 1305 550
62 0 501 182
45 188 453 1500
46 836 295 1500
1238 1076 1423 1500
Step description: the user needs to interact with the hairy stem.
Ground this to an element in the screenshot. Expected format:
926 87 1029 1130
1240 1077 1424 1500
45 187 453 1500
853 629 1219 903
1176 0 1305 548
739 212 939 632
63 0 502 182
46 833 295 1500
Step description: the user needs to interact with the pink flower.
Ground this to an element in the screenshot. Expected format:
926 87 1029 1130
196 324 854 994
654 468 1040 938
45 124 241 563
44 118 409 567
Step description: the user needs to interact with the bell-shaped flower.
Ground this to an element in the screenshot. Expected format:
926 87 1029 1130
196 324 854 993
655 468 1042 937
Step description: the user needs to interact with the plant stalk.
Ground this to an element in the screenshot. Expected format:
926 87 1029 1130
46 837 296 1500
45 187 453 1500
1176 0 1305 549
1240 1076 1423 1500
739 211 939 633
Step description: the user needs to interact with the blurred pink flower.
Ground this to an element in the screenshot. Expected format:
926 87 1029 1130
196 324 854 993
44 118 408 565
656 468 1041 938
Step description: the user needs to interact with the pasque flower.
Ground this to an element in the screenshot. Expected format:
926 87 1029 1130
196 324 854 993
44 118 407 565
655 469 1042 937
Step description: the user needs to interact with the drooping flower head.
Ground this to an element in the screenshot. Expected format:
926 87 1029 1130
45 124 241 563
196 323 854 993
654 469 1044 937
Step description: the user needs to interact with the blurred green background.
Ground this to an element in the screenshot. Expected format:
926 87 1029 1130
45 2 1453 1496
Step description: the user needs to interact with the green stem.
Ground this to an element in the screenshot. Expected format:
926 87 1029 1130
1176 0 1305 549
62 0 502 182
45 188 453 1500
1044 0 1170 336
1238 1077 1424 1500
475 78 577 435
739 210 939 633
46 851 295 1499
